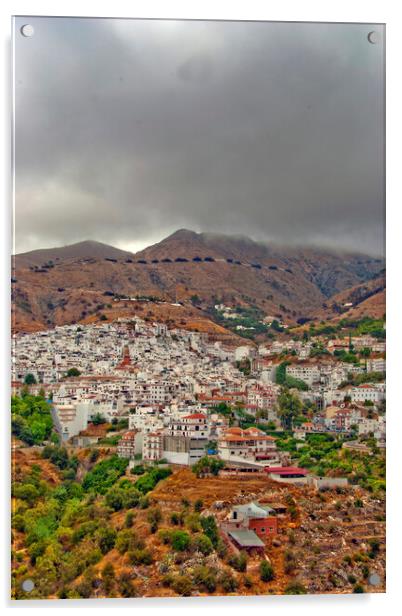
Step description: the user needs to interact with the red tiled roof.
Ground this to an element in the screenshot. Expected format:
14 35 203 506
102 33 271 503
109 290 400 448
121 430 137 440
265 466 308 475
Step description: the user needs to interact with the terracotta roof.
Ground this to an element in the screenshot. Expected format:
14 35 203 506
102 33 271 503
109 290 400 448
121 430 137 440
265 466 308 475
222 435 275 442
357 384 379 389
222 427 275 441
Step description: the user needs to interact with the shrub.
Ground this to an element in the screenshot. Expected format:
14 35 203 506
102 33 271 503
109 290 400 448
102 562 115 594
130 465 146 476
139 496 150 509
243 575 253 589
200 515 219 547
115 529 144 554
118 572 136 598
105 484 140 511
185 512 201 533
148 508 162 533
260 560 275 582
170 511 183 526
192 533 214 556
171 575 192 597
353 584 365 593
193 565 217 592
228 551 248 572
134 467 172 495
219 571 238 593
125 511 135 528
158 529 171 545
216 538 227 558
194 499 203 513
13 483 40 505
361 565 370 579
170 530 191 552
12 514 25 532
96 527 117 554
12 395 53 445
368 538 380 559
82 456 128 494
284 581 307 594
128 548 153 566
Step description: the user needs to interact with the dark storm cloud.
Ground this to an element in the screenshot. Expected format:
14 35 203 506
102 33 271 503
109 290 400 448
14 17 385 255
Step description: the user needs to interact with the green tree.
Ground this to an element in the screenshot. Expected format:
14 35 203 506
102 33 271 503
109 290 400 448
170 530 191 551
66 368 81 377
260 559 275 582
192 533 214 555
200 515 219 547
276 388 302 430
96 527 117 554
92 413 106 425
82 455 128 494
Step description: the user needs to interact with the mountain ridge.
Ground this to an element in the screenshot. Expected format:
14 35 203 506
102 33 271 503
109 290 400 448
12 229 385 335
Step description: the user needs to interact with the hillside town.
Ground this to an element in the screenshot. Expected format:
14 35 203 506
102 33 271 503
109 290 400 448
12 317 386 467
11 316 386 598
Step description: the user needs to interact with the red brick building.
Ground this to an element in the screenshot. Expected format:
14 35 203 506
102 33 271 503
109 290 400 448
248 515 278 538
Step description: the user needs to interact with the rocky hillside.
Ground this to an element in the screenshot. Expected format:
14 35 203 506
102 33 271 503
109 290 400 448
13 240 133 269
11 230 384 334
313 272 385 322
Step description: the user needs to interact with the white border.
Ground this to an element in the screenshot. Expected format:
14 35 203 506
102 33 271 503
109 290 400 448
1 1 401 615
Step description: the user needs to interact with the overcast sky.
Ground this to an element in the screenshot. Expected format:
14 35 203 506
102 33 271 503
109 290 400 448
14 17 385 256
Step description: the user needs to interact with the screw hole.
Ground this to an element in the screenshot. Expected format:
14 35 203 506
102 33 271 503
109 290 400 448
20 24 34 38
22 579 35 592
367 31 379 44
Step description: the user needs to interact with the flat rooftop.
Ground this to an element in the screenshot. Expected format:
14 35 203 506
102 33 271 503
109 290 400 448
228 530 265 548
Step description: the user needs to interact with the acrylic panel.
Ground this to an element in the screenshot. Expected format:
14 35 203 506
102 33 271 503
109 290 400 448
11 16 385 600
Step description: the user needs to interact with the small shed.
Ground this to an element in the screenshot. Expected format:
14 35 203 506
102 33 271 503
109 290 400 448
228 529 265 553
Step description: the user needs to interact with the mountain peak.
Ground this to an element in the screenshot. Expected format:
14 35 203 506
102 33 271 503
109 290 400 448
165 229 199 241
14 239 134 268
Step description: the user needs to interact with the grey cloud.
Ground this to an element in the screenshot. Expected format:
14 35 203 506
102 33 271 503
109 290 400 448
14 17 385 255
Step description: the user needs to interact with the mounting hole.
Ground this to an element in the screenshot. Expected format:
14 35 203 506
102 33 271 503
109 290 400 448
368 573 381 586
367 31 379 44
22 579 35 592
20 24 34 38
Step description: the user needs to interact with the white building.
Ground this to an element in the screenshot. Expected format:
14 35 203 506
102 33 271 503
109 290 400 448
218 427 280 465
